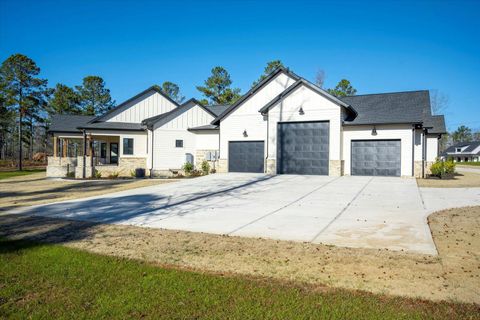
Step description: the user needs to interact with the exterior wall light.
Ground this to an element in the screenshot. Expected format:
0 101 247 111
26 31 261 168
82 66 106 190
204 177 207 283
372 126 377 136
299 107 305 115
243 129 248 137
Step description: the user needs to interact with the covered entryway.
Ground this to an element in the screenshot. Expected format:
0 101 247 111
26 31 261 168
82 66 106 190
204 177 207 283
277 121 330 175
351 140 401 176
228 141 264 173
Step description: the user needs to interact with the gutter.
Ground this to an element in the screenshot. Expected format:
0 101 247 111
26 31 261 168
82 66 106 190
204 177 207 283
150 129 154 178
82 129 86 179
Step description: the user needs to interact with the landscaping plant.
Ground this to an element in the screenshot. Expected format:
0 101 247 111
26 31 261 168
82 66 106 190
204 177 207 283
93 169 102 179
201 160 210 175
430 159 456 178
183 162 194 175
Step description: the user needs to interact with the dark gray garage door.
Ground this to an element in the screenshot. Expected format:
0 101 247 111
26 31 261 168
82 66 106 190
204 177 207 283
228 141 264 173
277 121 330 175
351 140 401 176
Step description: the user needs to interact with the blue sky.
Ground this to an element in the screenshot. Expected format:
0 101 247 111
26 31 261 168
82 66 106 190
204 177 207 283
1 0 479 131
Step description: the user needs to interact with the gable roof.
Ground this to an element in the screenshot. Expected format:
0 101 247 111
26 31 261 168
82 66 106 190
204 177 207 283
187 124 219 131
443 141 480 155
424 115 447 134
206 104 230 117
211 66 301 125
49 115 96 134
258 78 357 118
89 85 180 123
141 98 217 129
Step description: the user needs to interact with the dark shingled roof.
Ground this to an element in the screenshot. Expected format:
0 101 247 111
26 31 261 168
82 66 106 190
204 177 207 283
442 141 480 156
341 90 430 125
77 122 145 131
206 105 230 116
187 124 219 131
424 115 447 134
49 115 95 133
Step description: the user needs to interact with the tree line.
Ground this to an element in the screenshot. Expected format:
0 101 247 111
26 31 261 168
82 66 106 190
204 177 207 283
0 53 476 170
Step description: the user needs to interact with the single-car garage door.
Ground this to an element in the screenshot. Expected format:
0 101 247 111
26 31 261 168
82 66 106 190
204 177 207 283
351 140 401 176
277 121 330 175
228 141 264 173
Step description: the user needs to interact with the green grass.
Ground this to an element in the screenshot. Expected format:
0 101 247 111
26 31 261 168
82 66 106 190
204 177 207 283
0 168 45 180
456 162 480 167
0 239 477 319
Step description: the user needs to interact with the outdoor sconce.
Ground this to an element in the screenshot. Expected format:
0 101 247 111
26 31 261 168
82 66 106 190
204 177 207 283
299 107 305 115
243 129 248 137
371 126 377 136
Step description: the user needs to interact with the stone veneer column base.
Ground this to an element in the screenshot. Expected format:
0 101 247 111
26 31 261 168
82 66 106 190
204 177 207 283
266 159 276 174
329 160 344 176
414 161 423 178
195 149 219 172
217 159 228 173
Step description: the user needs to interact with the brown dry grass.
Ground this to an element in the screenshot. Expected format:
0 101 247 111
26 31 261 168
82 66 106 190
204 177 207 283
0 172 173 212
417 171 480 188
1 206 478 304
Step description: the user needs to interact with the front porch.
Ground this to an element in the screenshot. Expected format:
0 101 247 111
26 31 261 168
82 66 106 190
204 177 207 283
47 133 146 178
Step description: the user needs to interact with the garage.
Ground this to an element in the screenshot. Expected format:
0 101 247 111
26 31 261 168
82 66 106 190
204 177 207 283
228 141 264 173
277 121 330 175
351 140 401 176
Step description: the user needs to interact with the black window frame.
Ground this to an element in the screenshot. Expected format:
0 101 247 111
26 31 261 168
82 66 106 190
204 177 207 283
100 142 107 158
175 139 184 148
123 138 134 155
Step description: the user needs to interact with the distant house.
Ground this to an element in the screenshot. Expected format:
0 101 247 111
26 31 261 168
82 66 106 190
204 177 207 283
441 141 480 162
47 67 446 179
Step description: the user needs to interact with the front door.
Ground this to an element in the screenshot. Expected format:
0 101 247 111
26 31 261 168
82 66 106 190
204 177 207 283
110 143 118 164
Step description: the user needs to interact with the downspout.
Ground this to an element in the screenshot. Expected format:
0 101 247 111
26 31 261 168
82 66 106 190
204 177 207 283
150 128 154 178
265 113 269 174
421 129 426 178
82 129 86 179
411 126 415 177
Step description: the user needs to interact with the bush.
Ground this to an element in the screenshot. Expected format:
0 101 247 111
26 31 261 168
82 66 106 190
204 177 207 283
190 169 202 177
93 169 102 179
210 168 216 174
65 171 75 178
201 160 210 175
130 170 136 178
429 160 455 178
183 162 194 175
108 171 119 179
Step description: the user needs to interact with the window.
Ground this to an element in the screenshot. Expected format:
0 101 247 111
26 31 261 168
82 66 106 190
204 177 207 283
456 148 462 153
123 138 134 155
175 139 184 148
100 143 107 158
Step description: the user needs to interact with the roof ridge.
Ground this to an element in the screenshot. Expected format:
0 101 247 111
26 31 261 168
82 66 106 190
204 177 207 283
342 90 429 98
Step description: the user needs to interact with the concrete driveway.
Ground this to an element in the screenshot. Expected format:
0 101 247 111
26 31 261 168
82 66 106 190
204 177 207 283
11 174 480 255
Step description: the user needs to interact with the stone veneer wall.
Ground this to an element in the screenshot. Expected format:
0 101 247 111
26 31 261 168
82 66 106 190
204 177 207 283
195 149 219 172
329 160 344 176
217 159 228 173
413 161 434 178
46 156 77 177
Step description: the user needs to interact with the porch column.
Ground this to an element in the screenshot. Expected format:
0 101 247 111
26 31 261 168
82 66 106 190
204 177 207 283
62 139 67 158
53 136 57 158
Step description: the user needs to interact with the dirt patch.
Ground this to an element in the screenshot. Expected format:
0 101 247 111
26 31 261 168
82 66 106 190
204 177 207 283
0 172 173 212
417 171 480 188
1 206 478 304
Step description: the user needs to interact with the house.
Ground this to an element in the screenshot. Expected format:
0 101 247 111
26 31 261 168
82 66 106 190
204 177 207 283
47 86 227 178
441 141 480 162
213 67 446 177
47 67 446 179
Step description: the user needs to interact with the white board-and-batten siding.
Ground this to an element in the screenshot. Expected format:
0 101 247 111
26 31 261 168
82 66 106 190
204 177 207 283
106 91 177 123
152 105 217 170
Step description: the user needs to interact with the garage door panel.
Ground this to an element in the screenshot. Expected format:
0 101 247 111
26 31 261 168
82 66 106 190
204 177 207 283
277 121 329 175
351 140 401 177
228 141 264 173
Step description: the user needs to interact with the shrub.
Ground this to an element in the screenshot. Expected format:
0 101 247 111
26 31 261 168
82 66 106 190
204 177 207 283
201 160 210 175
65 171 75 178
130 170 136 178
429 160 456 178
93 169 102 179
108 171 119 179
183 162 194 175
190 169 202 177
210 168 216 174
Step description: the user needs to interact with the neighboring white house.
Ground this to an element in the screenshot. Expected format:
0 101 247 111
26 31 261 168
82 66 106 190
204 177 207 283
47 67 446 179
441 141 480 162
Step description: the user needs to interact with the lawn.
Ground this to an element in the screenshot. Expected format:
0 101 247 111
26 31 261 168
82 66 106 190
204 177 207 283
417 171 480 188
457 162 480 166
0 168 45 180
0 238 477 319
